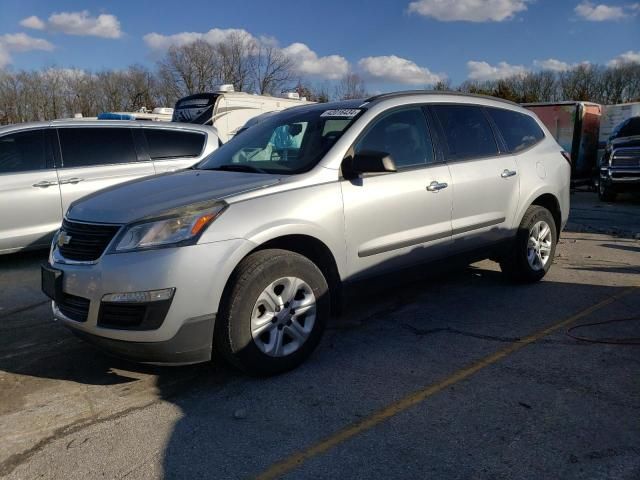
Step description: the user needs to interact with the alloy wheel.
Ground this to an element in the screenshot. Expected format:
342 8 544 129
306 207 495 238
250 276 316 357
527 220 552 271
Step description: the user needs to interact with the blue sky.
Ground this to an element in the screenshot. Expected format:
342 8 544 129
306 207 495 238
0 0 638 90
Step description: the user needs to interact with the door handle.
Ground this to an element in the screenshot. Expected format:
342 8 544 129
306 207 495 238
59 177 84 185
32 180 58 188
426 181 448 192
501 169 517 178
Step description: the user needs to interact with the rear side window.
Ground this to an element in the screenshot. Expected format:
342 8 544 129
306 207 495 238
356 107 434 169
487 108 544 153
432 105 499 160
59 128 137 168
0 129 46 174
144 129 205 159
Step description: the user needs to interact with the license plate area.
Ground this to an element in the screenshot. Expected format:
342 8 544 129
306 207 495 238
41 264 63 302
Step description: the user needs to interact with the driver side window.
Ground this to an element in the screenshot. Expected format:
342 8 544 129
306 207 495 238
355 107 434 169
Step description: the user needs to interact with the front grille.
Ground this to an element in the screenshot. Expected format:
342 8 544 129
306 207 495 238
611 148 640 168
58 219 120 262
611 171 640 179
57 293 90 322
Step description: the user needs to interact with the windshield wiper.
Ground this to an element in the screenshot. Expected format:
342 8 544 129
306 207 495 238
206 164 268 174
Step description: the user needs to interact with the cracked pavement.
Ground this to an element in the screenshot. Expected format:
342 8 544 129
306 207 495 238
0 191 639 479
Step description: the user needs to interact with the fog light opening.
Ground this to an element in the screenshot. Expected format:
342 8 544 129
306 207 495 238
101 288 175 303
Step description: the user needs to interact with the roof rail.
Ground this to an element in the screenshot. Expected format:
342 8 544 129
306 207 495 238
364 90 520 107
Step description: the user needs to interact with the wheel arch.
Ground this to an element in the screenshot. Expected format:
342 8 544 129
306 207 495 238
252 234 342 314
525 192 562 240
219 234 343 317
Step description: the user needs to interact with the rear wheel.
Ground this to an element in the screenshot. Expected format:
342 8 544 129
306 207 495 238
598 182 616 202
215 249 329 376
500 205 557 283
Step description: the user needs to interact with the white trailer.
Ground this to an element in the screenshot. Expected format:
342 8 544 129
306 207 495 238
171 85 314 143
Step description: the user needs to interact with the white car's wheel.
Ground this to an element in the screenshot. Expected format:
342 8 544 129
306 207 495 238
215 249 329 375
500 206 557 283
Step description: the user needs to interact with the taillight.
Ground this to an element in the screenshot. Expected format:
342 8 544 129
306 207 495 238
561 151 571 164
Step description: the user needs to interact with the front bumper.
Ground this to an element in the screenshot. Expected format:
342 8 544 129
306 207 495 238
600 168 640 191
69 314 215 365
48 238 252 364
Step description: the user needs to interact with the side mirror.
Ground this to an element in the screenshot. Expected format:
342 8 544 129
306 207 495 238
342 150 397 179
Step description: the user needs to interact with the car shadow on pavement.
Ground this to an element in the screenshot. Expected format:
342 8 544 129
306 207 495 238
1 258 638 478
157 269 637 479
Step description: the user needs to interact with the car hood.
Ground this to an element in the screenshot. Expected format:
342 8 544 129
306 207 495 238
67 169 280 224
610 135 640 149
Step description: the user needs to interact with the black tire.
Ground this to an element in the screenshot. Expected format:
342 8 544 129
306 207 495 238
215 249 329 376
500 205 557 283
598 182 616 202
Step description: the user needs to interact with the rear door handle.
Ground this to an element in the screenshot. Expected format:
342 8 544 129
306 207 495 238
426 181 448 192
501 169 517 178
32 180 58 188
59 177 84 184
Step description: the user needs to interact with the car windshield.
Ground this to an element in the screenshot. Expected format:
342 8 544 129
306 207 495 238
196 106 362 175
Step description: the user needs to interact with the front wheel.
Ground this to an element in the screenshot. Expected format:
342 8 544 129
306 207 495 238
500 206 557 283
215 249 329 376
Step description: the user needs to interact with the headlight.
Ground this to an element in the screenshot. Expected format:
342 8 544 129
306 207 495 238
113 201 227 252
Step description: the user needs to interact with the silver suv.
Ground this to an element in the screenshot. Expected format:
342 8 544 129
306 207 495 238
0 120 218 254
42 92 570 375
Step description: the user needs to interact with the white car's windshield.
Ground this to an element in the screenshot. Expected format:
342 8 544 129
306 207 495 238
197 105 363 175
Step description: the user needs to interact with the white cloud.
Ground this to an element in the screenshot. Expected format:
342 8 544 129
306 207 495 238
21 11 122 38
574 2 628 21
533 58 590 72
0 47 11 68
467 60 527 80
533 58 572 72
143 28 255 50
0 33 54 67
40 67 87 81
408 0 529 22
282 43 349 80
0 33 54 52
20 15 45 30
607 50 640 67
358 55 443 85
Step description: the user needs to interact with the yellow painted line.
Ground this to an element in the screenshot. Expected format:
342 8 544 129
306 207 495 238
256 287 637 480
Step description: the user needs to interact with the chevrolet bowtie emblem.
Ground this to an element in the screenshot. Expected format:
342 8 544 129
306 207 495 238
57 231 72 247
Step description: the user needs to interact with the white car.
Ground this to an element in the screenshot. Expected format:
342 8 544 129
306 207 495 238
43 91 570 375
0 120 218 254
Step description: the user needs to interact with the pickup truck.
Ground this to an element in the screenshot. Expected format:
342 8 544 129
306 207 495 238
599 116 640 202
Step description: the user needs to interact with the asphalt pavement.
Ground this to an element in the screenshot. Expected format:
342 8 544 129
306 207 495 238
0 191 638 480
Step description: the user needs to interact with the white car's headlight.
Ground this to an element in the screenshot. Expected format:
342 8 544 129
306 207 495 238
113 201 227 252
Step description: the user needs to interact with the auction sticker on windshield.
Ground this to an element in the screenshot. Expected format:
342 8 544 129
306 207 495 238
320 109 361 118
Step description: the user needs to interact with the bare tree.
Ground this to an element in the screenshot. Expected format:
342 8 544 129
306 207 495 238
251 43 293 95
335 72 368 100
292 81 330 102
1 57 639 125
157 40 220 97
432 79 451 91
215 32 253 92
558 64 602 102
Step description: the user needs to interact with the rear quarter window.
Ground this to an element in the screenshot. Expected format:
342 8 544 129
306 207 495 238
486 108 545 153
144 129 205 159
